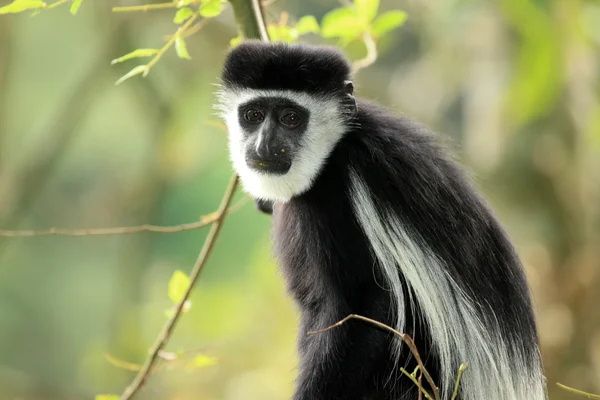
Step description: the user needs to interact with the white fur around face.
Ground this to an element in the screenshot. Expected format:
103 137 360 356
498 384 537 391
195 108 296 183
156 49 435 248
216 88 346 202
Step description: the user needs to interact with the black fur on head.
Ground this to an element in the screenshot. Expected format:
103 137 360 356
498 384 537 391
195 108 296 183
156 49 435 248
221 41 352 96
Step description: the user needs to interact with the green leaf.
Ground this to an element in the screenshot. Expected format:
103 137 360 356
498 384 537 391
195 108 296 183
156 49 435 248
69 0 82 14
0 0 45 14
95 395 119 400
174 7 193 23
115 65 148 85
355 0 379 22
321 7 365 40
175 37 191 59
267 25 298 43
295 15 320 35
199 0 222 18
111 49 159 65
188 354 218 369
168 270 190 304
177 0 196 6
371 10 407 37
229 36 243 47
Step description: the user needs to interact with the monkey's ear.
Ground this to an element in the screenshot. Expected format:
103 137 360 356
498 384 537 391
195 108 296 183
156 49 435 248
343 80 357 116
344 80 354 95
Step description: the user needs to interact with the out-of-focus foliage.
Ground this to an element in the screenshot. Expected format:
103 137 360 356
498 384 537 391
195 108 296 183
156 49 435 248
0 0 599 399
0 0 83 15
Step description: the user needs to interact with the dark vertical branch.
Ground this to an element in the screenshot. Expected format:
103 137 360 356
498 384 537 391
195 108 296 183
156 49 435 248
229 0 269 41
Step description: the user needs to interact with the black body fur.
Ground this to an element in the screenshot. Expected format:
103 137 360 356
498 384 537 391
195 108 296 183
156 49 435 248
221 42 542 400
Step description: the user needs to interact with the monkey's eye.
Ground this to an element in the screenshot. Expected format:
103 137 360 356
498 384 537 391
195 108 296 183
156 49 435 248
280 112 301 127
244 109 265 123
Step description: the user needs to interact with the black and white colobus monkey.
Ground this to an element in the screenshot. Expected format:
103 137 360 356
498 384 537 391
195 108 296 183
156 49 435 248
217 41 547 400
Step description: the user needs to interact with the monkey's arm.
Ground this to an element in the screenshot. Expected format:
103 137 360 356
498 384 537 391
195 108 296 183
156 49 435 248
255 198 274 215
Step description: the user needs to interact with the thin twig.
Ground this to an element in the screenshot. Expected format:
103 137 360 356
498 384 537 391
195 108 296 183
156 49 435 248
399 367 433 400
112 2 181 13
119 174 239 400
143 13 199 77
353 32 378 73
43 0 69 9
260 0 279 7
557 383 600 398
451 363 468 400
163 18 210 41
308 314 440 400
0 196 247 237
418 369 423 400
182 18 209 39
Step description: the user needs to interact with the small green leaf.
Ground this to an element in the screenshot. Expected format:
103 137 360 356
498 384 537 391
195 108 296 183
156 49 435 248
111 49 159 65
267 25 298 43
354 0 379 22
168 270 190 304
115 65 148 86
177 0 196 6
229 36 243 47
189 354 218 368
295 15 319 35
175 37 191 59
0 0 45 14
199 0 222 18
321 7 365 40
95 395 120 400
173 7 193 23
69 0 82 14
371 10 407 37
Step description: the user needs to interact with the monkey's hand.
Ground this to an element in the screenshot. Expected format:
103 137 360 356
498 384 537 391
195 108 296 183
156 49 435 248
255 199 274 215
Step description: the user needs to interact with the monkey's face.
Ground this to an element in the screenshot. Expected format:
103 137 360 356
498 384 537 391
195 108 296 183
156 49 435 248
217 89 348 202
237 96 308 175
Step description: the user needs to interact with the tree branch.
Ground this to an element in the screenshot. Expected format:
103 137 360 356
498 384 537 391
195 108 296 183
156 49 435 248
0 197 247 237
229 0 269 40
353 32 378 73
119 174 239 400
117 0 269 398
308 314 441 400
556 383 600 399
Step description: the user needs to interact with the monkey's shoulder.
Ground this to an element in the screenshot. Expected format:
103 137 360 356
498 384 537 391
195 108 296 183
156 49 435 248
335 101 457 183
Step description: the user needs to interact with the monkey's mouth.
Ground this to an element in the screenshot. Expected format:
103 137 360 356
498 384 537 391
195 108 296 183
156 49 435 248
246 158 291 174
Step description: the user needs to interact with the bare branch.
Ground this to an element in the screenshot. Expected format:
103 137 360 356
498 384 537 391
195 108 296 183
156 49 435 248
308 314 440 400
119 174 239 400
556 383 600 398
112 2 182 13
0 197 248 237
399 367 434 400
353 32 378 73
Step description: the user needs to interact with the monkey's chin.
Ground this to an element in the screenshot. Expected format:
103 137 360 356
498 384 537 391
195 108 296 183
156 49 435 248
234 162 314 203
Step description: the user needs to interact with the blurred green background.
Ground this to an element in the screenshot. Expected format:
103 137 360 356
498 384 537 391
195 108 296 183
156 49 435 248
0 0 599 399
